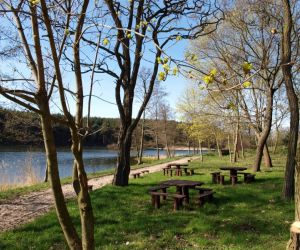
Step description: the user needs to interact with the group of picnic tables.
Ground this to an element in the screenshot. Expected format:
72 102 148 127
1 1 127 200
148 165 256 211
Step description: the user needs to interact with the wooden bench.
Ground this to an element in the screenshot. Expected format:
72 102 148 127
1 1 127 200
162 167 173 176
132 172 141 179
210 172 221 183
141 170 150 174
237 172 255 183
183 168 195 176
148 185 169 200
150 192 186 210
198 191 215 207
245 174 255 183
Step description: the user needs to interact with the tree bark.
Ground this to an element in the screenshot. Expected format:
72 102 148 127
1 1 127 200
239 132 245 159
138 112 145 164
38 99 82 249
233 121 239 162
263 144 273 168
44 163 48 182
199 140 203 162
282 0 299 201
253 89 274 172
163 118 171 158
215 135 222 157
273 128 280 154
71 131 94 250
113 124 132 186
227 134 232 163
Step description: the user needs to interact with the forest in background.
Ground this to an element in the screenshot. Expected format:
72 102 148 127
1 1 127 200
0 108 288 152
0 108 188 148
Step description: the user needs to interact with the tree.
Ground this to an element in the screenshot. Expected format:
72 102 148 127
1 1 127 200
84 0 222 186
186 0 285 171
282 0 300 202
0 1 95 248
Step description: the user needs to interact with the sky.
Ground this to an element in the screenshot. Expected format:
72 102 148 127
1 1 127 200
74 39 192 120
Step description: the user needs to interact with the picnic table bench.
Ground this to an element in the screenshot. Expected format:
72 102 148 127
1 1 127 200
237 172 255 183
132 172 141 178
198 191 215 207
210 172 221 183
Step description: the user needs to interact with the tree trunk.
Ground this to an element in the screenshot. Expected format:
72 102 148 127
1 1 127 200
239 132 245 159
113 126 132 186
155 131 160 160
215 136 222 157
199 140 203 162
233 121 239 163
282 0 299 201
253 89 274 172
163 120 171 158
227 134 232 163
138 113 145 164
273 128 279 154
287 145 300 249
263 144 273 168
38 100 82 249
44 163 48 182
71 131 94 250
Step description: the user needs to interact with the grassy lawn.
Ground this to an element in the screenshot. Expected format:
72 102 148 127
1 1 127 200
0 151 294 249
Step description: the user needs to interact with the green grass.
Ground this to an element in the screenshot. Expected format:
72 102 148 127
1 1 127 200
0 156 184 201
0 151 293 249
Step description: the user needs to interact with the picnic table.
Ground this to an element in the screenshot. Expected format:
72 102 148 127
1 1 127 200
164 163 192 176
160 180 203 204
219 167 247 176
219 167 247 185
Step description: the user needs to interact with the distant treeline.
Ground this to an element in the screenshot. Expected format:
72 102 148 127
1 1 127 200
0 109 119 147
0 109 186 148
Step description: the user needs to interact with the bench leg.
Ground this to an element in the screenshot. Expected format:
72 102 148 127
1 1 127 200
162 188 167 200
174 198 180 210
217 174 221 184
212 174 217 183
152 195 160 209
220 175 225 185
231 176 237 185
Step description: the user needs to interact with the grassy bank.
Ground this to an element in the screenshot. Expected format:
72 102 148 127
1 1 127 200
0 156 184 200
0 151 293 249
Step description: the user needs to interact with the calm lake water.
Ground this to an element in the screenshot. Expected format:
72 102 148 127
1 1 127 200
0 148 193 186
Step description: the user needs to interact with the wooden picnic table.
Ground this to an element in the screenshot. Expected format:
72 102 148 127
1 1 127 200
219 167 247 177
219 167 247 185
160 180 203 204
166 163 189 176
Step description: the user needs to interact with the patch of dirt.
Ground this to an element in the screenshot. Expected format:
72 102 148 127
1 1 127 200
0 157 196 232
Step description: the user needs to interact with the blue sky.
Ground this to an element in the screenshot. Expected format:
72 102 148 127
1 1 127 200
78 38 192 119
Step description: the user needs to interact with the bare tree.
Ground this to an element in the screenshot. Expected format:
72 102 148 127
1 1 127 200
80 0 222 186
0 1 96 248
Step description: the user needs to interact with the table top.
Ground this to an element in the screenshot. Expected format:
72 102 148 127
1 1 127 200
160 180 203 187
219 167 247 171
167 163 189 167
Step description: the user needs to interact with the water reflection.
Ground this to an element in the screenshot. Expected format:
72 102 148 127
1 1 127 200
0 148 193 185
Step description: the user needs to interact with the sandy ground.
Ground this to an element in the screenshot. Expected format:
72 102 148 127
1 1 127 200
0 156 196 232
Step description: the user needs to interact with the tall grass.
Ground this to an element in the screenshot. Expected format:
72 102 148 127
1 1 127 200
0 151 41 191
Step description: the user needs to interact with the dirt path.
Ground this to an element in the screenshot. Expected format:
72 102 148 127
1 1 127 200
0 157 196 232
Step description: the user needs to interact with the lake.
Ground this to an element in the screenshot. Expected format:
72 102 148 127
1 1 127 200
0 148 194 186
